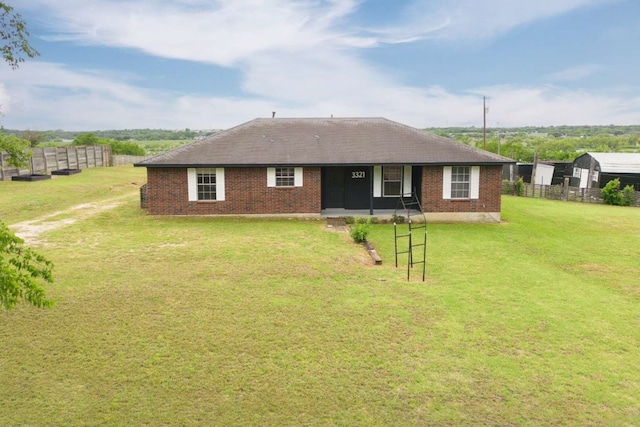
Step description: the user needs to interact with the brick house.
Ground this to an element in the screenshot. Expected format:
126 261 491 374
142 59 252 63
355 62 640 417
135 117 513 222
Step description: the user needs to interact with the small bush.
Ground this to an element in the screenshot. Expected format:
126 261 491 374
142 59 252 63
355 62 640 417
601 179 623 205
343 216 355 224
515 177 525 196
350 220 371 243
392 214 405 224
502 180 514 194
621 185 636 206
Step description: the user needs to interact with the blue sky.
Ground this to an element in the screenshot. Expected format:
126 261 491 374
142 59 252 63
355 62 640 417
1 0 638 131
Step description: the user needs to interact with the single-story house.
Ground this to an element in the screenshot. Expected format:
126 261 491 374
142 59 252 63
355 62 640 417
135 117 513 222
571 152 640 190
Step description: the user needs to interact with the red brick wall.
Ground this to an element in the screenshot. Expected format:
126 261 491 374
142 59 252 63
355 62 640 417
146 167 321 215
145 165 502 215
421 165 502 213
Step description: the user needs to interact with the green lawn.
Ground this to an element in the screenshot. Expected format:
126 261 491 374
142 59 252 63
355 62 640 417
1 168 639 426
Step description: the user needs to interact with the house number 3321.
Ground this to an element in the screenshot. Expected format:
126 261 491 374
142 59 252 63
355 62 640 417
351 171 365 178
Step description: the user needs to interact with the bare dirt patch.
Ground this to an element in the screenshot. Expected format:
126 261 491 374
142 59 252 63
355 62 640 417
580 263 614 274
10 196 129 245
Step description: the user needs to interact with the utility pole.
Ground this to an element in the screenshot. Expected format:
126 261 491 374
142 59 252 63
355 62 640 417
483 96 487 150
497 122 501 156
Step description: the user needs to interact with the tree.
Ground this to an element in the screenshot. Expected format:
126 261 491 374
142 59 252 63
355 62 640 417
0 133 31 166
0 2 39 69
72 133 101 146
0 2 38 166
21 129 44 148
0 3 52 311
0 221 54 310
73 133 146 155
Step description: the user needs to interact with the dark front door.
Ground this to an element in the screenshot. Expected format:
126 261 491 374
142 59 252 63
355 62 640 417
345 167 371 209
322 167 345 208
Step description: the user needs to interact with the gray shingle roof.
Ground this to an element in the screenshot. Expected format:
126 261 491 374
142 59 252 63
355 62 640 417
136 117 513 167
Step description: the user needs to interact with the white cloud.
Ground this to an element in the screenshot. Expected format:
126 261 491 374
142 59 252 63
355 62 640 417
547 64 603 81
382 0 616 43
0 61 276 130
479 85 640 127
28 0 365 66
4 0 637 130
2 61 639 130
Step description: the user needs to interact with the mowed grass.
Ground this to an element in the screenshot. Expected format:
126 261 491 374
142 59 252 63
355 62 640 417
1 169 639 426
0 165 145 223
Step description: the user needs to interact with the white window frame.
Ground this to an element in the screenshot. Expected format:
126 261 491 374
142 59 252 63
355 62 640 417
382 165 403 197
373 165 412 197
573 167 582 178
187 168 225 201
443 166 479 199
267 167 303 187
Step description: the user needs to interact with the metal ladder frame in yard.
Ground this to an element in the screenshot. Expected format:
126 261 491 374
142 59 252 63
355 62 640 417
393 192 427 281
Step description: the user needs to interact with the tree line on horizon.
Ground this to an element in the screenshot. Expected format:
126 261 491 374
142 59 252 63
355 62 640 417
429 126 640 162
2 125 639 161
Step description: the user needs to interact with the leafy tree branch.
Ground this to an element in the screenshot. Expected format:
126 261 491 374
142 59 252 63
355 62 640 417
0 221 54 310
0 2 52 311
0 133 31 167
0 2 39 69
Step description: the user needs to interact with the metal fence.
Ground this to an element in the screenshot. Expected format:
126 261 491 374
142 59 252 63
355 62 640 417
502 181 640 207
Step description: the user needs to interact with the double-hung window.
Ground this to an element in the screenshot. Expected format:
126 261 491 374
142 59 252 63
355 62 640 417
275 167 295 187
383 166 403 196
450 166 470 198
197 169 217 200
373 166 412 197
267 167 303 187
443 166 479 199
187 168 225 201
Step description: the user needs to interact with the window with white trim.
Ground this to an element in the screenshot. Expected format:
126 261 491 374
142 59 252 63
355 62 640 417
383 166 402 196
442 166 479 200
188 168 225 202
573 167 581 178
275 167 295 187
267 167 303 187
197 169 217 200
451 166 470 198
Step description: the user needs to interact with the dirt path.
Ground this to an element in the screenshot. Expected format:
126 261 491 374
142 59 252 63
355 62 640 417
9 194 134 245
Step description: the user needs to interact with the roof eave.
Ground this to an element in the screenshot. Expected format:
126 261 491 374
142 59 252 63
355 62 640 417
136 160 514 168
